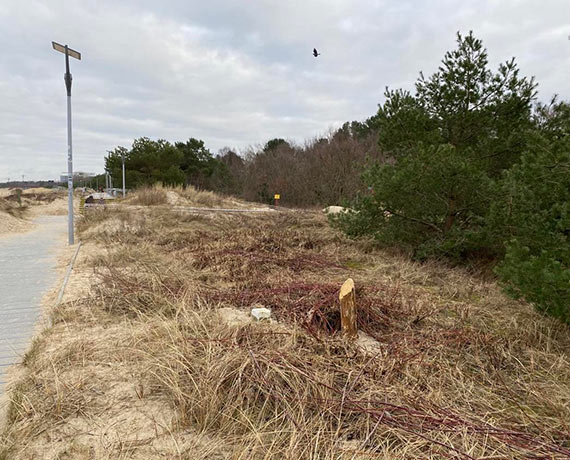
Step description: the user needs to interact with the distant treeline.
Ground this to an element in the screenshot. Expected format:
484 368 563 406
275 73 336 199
0 181 58 189
96 31 569 324
97 126 382 208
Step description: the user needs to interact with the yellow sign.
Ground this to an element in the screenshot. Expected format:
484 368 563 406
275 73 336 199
274 194 280 200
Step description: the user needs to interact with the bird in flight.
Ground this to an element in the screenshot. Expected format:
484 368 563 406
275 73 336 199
313 48 320 57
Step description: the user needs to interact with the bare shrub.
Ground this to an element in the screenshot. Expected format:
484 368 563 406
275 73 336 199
240 127 384 207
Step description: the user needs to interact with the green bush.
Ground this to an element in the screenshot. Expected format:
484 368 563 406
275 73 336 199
498 244 569 323
334 33 570 323
333 144 491 260
492 129 570 323
335 31 534 261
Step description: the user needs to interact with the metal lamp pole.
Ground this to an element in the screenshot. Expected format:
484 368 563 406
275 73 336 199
52 41 81 245
122 151 126 198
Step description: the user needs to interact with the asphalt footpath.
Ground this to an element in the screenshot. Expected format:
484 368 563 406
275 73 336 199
0 215 66 390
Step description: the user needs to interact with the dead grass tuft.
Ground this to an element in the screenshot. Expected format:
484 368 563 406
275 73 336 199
174 185 231 208
141 299 570 459
0 195 27 218
128 185 169 206
124 184 243 209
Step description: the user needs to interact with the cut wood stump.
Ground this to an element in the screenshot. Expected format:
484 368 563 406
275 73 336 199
339 278 357 339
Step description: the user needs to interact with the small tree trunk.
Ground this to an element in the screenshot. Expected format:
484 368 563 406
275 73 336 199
339 278 357 339
444 196 457 233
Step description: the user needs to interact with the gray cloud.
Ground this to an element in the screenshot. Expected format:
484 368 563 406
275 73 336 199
0 0 568 180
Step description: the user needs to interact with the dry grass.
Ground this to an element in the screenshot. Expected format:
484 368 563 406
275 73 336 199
1 203 569 459
127 185 169 206
126 185 256 209
0 188 65 212
0 192 27 218
173 185 233 208
0 188 67 235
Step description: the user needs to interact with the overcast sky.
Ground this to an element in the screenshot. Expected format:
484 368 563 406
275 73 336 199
0 0 568 181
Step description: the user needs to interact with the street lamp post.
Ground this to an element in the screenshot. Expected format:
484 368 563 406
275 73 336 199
121 151 126 198
52 41 81 245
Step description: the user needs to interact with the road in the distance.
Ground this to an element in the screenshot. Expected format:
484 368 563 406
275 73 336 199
0 215 66 390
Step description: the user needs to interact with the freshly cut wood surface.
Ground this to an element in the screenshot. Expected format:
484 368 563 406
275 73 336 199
339 278 357 339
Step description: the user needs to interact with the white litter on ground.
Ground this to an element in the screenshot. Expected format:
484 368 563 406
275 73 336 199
251 307 271 321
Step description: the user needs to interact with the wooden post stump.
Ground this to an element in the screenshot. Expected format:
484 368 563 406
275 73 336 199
339 278 357 339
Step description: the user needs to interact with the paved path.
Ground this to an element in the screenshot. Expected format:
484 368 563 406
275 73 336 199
0 215 66 389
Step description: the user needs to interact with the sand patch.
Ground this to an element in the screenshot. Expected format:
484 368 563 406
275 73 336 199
217 307 252 327
28 197 70 217
166 190 181 205
356 331 383 356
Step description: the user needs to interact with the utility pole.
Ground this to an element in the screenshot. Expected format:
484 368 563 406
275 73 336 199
52 41 81 245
